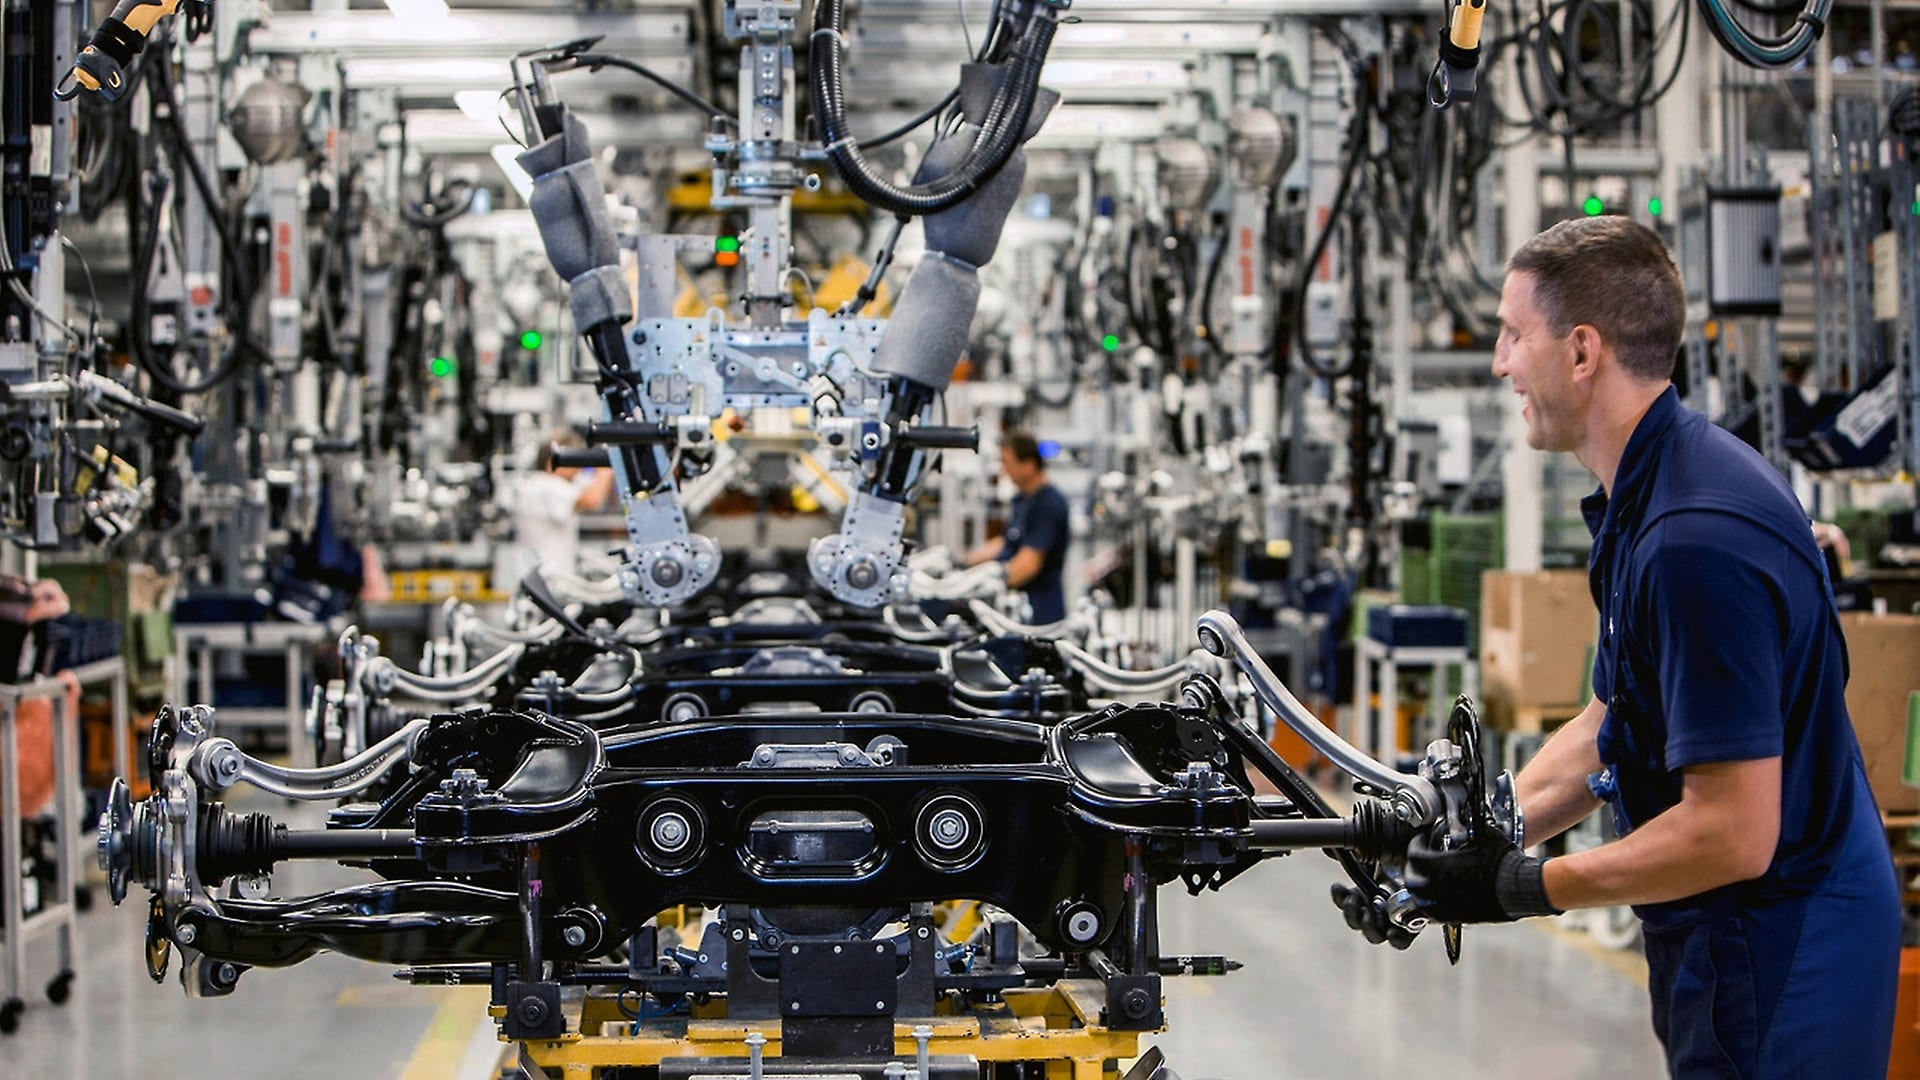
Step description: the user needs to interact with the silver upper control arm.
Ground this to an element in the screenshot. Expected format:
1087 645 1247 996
1195 609 1441 825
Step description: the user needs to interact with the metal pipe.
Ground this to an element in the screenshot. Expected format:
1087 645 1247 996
1195 610 1438 821
467 619 566 647
226 718 430 799
1085 949 1120 982
1055 640 1195 692
273 828 414 859
967 599 1083 640
382 646 524 698
240 718 426 785
1019 955 1240 977
514 683 632 710
1125 837 1151 975
381 676 497 706
1082 672 1193 696
911 561 1006 600
520 844 544 983
883 607 953 643
402 963 660 987
237 763 407 802
1247 817 1359 849
543 573 627 605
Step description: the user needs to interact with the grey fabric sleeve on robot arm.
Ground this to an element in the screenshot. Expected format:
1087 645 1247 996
870 254 983 390
870 85 1060 391
567 265 634 335
518 113 627 329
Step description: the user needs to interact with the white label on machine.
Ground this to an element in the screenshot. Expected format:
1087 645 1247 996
1304 281 1342 349
30 125 50 176
1873 231 1900 323
269 297 302 331
1437 415 1473 484
1834 372 1898 449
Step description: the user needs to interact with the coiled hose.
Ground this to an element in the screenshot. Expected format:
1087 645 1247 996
1695 0 1831 68
810 0 1056 215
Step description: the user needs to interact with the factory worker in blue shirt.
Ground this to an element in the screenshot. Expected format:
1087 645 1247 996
1337 216 1900 1078
966 431 1072 624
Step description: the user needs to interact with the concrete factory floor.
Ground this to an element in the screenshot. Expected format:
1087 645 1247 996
5 802 1663 1079
1146 858 1665 1077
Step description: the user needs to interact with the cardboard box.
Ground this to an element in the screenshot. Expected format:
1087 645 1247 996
1840 612 1920 813
127 566 177 616
1887 949 1920 1079
1480 570 1599 708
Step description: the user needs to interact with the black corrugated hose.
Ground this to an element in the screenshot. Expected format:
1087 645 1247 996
132 51 269 396
809 0 1058 216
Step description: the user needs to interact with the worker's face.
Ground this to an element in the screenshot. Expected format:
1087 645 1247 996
1492 271 1583 453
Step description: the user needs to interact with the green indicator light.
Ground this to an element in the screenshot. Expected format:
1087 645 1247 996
520 330 542 351
1101 333 1120 352
1583 196 1605 216
430 356 453 378
715 236 741 253
1647 197 1664 217
1911 199 1920 217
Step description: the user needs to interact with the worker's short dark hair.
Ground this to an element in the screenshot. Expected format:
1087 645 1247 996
1507 216 1685 383
537 427 584 472
1004 431 1044 468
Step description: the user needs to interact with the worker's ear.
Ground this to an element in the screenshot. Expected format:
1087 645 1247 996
1568 324 1602 381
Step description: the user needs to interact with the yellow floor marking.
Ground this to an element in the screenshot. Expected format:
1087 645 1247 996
397 986 495 1080
334 982 442 1008
1532 918 1649 988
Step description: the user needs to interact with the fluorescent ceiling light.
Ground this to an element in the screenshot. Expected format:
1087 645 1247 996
454 90 499 123
384 0 450 23
491 144 534 201
1040 60 1189 88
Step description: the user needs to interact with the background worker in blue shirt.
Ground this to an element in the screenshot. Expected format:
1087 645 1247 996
966 431 1072 624
1336 216 1900 1077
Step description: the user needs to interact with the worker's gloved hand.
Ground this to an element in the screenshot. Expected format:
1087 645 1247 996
1404 833 1560 924
1328 883 1416 950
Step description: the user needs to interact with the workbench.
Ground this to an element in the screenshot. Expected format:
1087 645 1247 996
0 658 126 1034
1351 633 1477 762
172 621 334 770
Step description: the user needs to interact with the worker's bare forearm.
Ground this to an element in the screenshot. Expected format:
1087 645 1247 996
1541 758 1781 909
1513 697 1606 846
576 468 616 512
1004 547 1043 588
964 537 1005 567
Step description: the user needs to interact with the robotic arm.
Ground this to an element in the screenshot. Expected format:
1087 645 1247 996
511 53 720 608
808 9 1062 607
506 5 1064 612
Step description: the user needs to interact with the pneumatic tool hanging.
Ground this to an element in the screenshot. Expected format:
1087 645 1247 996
1428 0 1487 110
57 0 206 102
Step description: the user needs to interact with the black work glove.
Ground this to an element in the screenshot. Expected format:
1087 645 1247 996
1405 833 1560 924
1328 883 1417 950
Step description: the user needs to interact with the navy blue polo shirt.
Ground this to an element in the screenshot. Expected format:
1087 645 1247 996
999 482 1070 623
1583 386 1878 929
